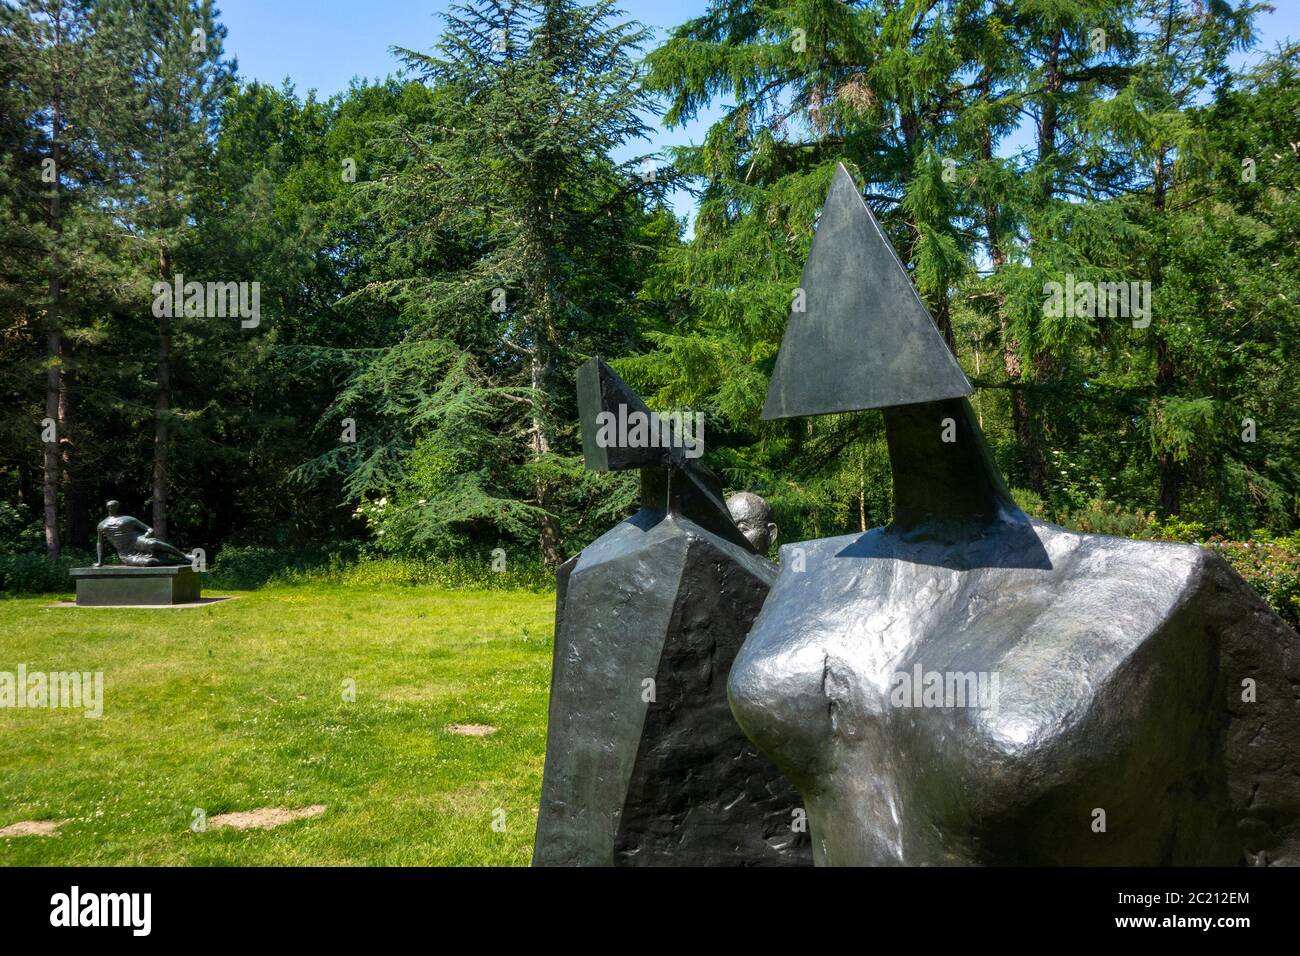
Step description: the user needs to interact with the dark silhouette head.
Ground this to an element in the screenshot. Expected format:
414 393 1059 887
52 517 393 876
576 357 756 553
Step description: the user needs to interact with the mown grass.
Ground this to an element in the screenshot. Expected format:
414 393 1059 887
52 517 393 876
0 585 555 865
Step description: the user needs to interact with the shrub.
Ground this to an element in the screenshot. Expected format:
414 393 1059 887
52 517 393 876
1057 499 1163 539
1010 487 1047 518
1207 534 1300 632
278 555 554 592
208 542 362 589
0 501 42 554
0 548 94 596
208 542 553 592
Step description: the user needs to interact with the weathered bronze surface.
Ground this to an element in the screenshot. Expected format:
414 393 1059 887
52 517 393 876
727 491 778 553
761 164 972 420
731 164 1300 866
95 500 192 567
70 500 201 607
533 360 811 866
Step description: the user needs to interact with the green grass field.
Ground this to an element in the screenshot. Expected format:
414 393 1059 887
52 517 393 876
0 585 555 865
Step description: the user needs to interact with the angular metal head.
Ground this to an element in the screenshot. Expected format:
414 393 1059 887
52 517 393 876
761 163 973 420
576 357 755 552
577 358 681 471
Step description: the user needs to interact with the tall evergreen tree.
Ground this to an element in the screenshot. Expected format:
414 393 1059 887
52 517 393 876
2 0 140 554
302 0 672 566
105 0 234 539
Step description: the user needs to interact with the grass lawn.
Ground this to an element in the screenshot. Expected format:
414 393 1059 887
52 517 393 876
0 585 555 865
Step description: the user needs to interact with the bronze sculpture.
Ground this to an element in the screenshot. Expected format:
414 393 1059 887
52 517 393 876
726 492 778 554
532 359 810 866
94 500 193 567
727 164 1300 865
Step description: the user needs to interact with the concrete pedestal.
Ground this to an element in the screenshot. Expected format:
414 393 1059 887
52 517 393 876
70 565 201 606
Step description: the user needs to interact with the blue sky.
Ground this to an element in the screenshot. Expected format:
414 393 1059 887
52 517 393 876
215 0 1300 225
216 0 721 221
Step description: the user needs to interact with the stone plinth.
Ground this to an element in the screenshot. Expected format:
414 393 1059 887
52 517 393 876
70 565 201 606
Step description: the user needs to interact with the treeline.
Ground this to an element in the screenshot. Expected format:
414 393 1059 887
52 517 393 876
1 0 1298 578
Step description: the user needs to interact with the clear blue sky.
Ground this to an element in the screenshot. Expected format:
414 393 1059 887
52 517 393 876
215 0 722 222
214 0 1300 225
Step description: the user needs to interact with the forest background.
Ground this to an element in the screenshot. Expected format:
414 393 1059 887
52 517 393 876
1 0 1297 626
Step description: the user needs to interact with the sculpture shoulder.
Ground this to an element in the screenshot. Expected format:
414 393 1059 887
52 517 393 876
762 521 1207 635
731 523 1214 767
573 511 775 586
968 525 1212 754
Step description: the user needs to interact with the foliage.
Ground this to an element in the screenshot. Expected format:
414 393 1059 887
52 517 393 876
1207 534 1300 632
0 0 1297 595
296 0 677 567
0 501 41 554
209 542 553 592
0 547 91 595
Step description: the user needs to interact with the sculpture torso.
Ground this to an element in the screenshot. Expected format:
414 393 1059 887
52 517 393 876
728 166 1300 866
728 519 1246 865
98 515 157 566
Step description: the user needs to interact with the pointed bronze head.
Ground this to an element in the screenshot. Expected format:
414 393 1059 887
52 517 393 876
575 357 755 552
761 164 972 420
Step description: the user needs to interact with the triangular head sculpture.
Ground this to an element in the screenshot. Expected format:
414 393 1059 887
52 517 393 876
764 164 1039 554
761 164 971 418
728 163 1300 866
533 358 811 866
576 358 752 551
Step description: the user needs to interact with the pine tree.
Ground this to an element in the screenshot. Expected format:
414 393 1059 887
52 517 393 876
314 0 668 566
2 0 141 555
638 0 984 535
100 0 234 539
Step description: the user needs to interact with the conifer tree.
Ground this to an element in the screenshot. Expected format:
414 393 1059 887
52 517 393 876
102 0 234 538
2 0 140 554
312 0 668 565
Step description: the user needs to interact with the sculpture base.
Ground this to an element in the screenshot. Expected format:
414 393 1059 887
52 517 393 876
70 566 201 606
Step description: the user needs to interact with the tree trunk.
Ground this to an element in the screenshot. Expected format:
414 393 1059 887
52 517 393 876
980 108 1045 496
932 295 956 354
1152 148 1179 515
1014 28 1064 497
530 349 562 567
60 361 87 547
1155 336 1180 515
153 247 171 539
18 457 36 514
43 327 61 559
43 40 64 561
857 446 867 532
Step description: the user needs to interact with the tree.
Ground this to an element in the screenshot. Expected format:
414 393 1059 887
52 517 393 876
1 0 143 555
306 0 672 566
637 0 985 536
104 0 234 540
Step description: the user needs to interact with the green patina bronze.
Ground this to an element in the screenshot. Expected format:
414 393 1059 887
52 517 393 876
95 500 192 567
69 501 202 606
